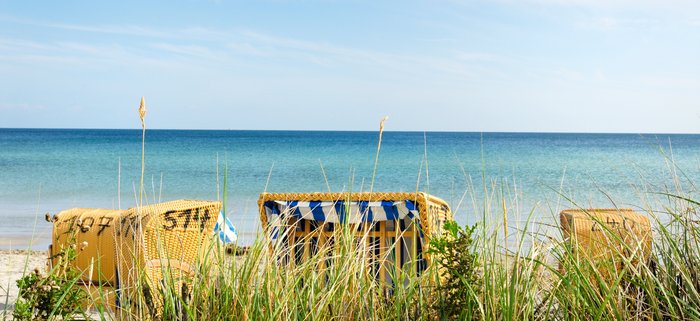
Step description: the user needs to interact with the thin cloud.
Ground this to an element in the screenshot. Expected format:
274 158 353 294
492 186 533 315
0 54 85 64
239 30 391 64
455 51 508 63
1 13 511 80
226 42 275 57
237 30 498 79
0 15 514 84
0 37 183 69
578 17 619 31
417 37 459 44
152 43 217 59
47 23 170 38
0 102 45 111
576 16 661 31
490 0 700 10
0 38 53 51
639 75 700 89
0 15 171 38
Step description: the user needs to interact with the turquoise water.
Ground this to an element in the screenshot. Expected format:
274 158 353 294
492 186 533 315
1 129 699 248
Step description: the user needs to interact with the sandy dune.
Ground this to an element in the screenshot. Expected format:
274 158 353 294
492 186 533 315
0 250 47 312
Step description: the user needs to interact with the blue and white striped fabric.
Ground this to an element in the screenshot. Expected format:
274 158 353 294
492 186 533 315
265 200 418 223
214 211 238 244
264 200 419 239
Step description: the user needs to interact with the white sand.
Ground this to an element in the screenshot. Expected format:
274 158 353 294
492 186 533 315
0 247 247 318
0 250 47 312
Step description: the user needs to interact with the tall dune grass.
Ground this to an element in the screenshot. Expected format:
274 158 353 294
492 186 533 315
7 166 700 321
6 116 700 320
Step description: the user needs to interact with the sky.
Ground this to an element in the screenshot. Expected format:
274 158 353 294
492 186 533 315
0 0 698 132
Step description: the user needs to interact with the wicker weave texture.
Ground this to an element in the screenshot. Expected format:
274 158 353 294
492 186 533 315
115 200 221 315
560 208 652 271
52 208 125 286
258 192 452 264
259 192 451 237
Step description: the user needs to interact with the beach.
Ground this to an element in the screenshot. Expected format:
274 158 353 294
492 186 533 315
2 0 696 317
2 129 700 319
0 250 46 311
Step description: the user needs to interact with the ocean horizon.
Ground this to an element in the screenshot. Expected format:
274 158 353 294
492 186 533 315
1 128 699 249
4 127 700 135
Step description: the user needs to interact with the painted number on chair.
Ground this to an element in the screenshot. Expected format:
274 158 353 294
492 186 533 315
162 208 213 231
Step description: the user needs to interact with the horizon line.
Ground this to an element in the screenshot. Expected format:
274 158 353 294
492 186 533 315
1 127 699 136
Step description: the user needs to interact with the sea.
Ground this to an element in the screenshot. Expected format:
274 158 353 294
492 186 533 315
2 128 700 249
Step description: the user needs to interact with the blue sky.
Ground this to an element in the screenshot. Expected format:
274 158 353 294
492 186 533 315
0 1 698 132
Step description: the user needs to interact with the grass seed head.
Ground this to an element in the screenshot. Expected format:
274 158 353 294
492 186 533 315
379 116 389 132
139 96 147 126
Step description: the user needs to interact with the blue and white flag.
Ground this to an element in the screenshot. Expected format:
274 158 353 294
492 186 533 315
214 211 238 244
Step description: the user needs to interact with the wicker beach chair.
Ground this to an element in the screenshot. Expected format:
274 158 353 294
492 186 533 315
49 200 222 316
114 200 221 317
50 208 124 310
559 208 652 282
258 192 452 284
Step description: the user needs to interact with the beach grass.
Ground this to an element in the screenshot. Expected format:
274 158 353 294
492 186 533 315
5 169 700 320
5 112 700 320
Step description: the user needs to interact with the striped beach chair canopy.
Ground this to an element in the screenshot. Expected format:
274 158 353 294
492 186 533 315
258 192 453 281
258 192 451 240
263 199 419 224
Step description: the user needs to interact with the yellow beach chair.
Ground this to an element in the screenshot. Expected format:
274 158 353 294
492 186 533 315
559 208 652 282
49 200 221 316
258 192 452 283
